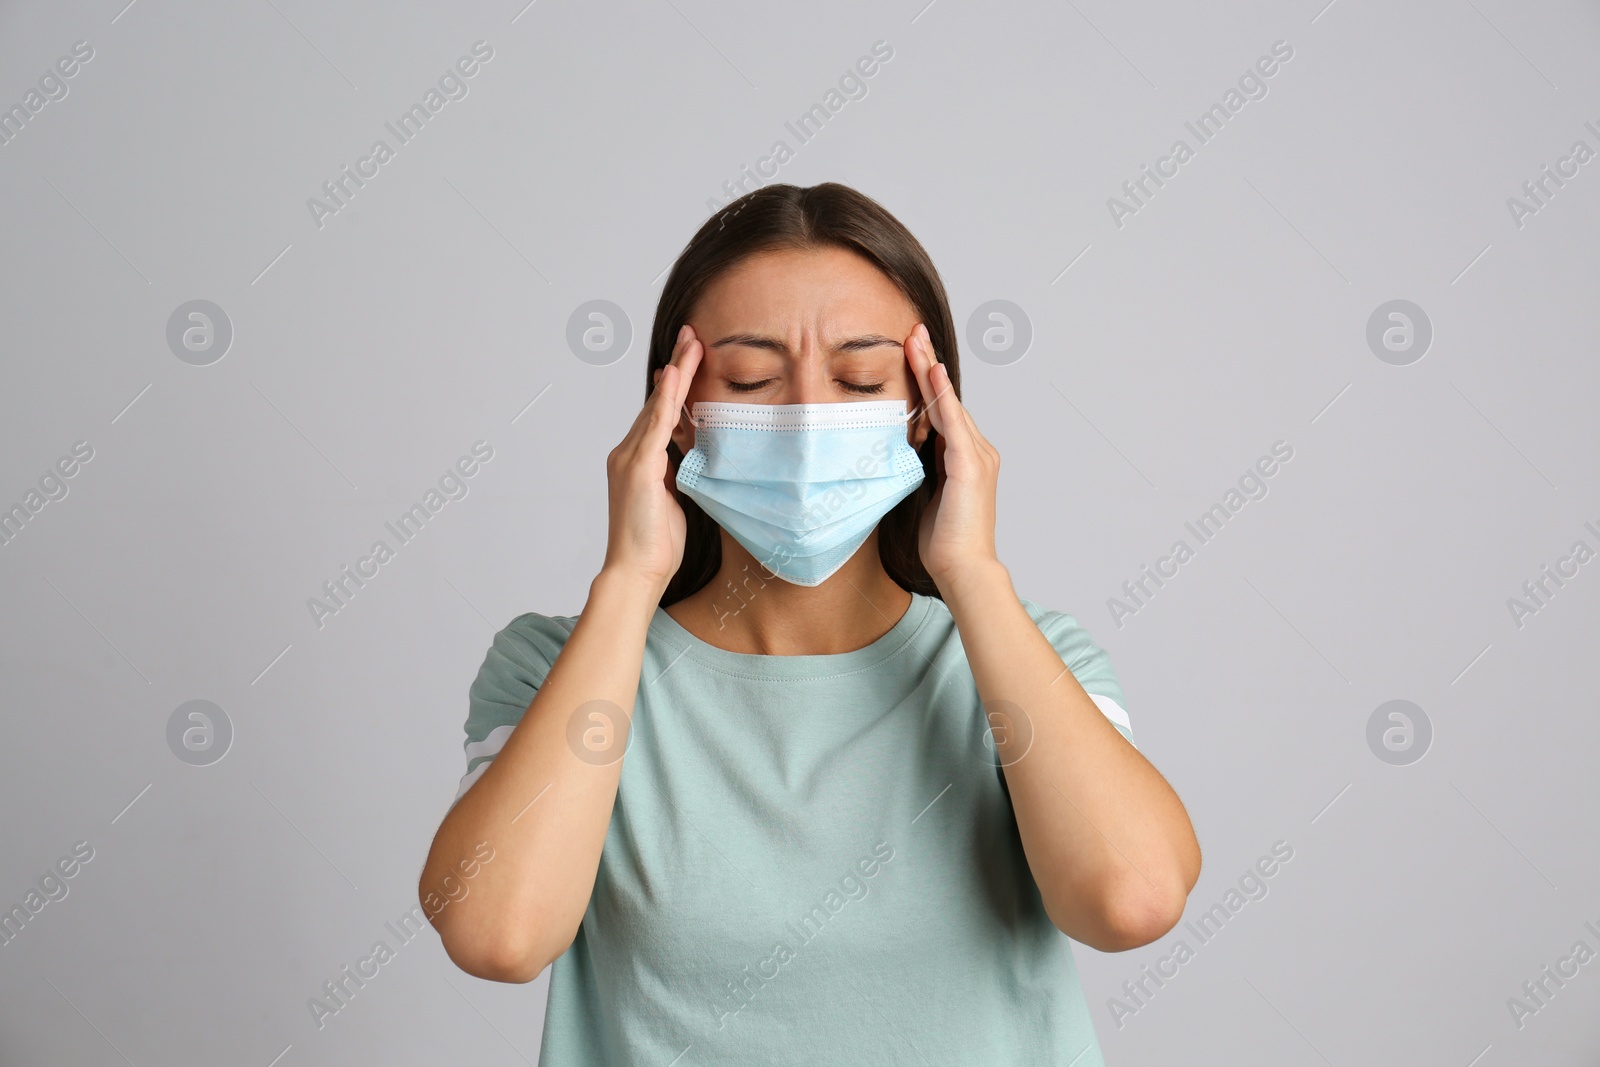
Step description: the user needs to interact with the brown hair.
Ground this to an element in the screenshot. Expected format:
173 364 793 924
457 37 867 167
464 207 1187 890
647 182 962 607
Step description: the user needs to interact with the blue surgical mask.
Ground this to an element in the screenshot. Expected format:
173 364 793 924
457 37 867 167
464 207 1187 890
675 400 926 587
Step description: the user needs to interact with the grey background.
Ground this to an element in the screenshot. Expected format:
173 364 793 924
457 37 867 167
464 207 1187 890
2 0 1597 1063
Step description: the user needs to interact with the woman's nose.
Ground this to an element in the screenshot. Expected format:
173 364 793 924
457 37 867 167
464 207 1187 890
774 353 828 405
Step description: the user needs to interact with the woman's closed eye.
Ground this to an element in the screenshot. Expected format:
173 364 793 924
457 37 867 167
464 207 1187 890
725 378 887 394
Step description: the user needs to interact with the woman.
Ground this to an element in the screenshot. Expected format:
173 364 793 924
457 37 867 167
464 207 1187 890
421 182 1201 1065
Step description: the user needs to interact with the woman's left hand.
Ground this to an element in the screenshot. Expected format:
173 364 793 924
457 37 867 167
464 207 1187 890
905 322 1001 589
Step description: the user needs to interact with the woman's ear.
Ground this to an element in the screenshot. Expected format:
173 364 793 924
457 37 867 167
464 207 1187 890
670 408 695 456
907 404 932 450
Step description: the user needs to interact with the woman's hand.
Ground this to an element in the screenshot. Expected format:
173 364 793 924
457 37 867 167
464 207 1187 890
905 322 1001 590
601 325 702 593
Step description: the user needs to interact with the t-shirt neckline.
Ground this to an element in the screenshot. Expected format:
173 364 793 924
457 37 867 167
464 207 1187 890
648 592 935 680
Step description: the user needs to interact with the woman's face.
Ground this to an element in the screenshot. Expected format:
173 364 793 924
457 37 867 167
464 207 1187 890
668 246 933 455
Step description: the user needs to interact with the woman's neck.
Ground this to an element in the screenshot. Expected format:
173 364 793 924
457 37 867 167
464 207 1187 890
663 534 914 656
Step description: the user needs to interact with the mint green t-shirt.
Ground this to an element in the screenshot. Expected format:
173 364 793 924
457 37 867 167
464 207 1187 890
455 592 1134 1066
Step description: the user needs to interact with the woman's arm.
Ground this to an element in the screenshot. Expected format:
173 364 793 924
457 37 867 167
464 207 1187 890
943 562 1200 952
420 570 660 981
904 322 1201 953
419 328 703 982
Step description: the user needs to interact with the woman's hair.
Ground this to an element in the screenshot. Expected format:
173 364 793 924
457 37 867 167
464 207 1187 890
646 181 962 607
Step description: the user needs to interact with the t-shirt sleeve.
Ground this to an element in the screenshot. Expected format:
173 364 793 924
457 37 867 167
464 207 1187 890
451 612 577 807
1022 600 1135 749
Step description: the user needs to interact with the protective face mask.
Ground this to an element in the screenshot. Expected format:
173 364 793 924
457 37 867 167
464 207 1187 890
675 400 927 587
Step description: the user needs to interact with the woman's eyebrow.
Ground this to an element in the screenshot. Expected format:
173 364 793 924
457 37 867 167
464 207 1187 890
708 333 905 353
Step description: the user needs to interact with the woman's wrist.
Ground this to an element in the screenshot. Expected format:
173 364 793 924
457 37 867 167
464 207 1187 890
932 556 1012 612
592 564 672 611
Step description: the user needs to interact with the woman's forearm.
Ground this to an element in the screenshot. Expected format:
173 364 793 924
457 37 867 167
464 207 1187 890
420 566 663 981
939 560 1201 952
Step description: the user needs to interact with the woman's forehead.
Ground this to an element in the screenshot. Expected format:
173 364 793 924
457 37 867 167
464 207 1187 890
696 248 914 325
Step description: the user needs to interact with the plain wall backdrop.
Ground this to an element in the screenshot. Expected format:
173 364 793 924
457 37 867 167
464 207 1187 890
1 0 1597 1063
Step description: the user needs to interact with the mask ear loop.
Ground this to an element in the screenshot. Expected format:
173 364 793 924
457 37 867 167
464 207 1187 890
901 396 940 497
903 397 933 441
672 401 702 445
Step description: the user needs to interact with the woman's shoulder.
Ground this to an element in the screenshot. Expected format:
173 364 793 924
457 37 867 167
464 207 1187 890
497 609 581 642
473 609 581 680
1014 596 1125 697
1013 595 1133 739
921 593 1112 668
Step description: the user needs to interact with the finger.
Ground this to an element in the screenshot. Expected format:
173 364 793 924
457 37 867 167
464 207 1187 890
934 364 995 459
632 326 698 451
951 379 990 450
620 367 668 451
672 328 703 425
642 363 684 450
644 333 704 453
931 361 976 455
656 325 703 433
905 324 943 436
945 366 981 448
910 324 965 450
653 324 692 387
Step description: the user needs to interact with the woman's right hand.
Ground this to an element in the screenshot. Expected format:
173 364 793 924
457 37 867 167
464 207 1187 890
601 324 702 593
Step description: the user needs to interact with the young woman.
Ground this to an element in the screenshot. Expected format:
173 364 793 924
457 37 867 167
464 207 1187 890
421 182 1200 1066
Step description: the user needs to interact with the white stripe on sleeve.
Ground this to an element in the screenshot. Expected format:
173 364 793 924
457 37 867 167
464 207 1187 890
1088 693 1135 747
456 723 516 799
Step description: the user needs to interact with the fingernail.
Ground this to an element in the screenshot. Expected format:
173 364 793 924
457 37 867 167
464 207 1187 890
677 324 689 342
